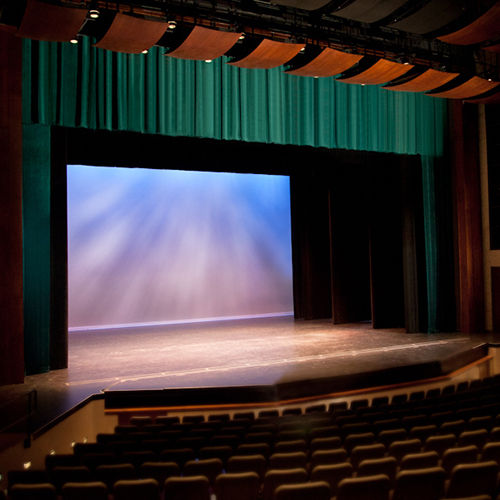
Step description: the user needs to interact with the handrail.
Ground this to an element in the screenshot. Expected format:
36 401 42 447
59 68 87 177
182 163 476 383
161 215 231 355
0 389 38 448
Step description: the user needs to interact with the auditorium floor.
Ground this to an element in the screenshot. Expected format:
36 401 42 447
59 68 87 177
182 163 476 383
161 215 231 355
1 317 497 435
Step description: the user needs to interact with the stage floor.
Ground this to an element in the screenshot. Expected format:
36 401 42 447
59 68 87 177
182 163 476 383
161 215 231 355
0 317 494 432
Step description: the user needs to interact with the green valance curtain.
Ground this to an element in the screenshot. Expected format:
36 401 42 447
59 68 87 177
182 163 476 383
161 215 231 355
22 38 449 373
22 38 447 156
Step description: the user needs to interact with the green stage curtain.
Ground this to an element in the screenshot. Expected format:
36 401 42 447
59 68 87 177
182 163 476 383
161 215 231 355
21 38 448 372
22 39 446 156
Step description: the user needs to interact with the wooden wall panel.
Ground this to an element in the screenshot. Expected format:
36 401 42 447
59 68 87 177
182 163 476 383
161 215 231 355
450 101 485 333
0 28 24 384
492 268 500 332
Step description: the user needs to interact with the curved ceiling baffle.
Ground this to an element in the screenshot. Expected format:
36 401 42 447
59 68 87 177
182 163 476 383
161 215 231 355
16 0 87 41
286 47 362 77
437 2 500 45
228 39 305 69
384 68 460 92
270 0 333 10
337 59 413 85
94 12 167 53
331 0 408 24
388 0 467 35
166 26 242 61
427 76 500 99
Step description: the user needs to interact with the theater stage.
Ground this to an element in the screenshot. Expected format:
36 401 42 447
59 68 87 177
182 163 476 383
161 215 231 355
0 317 492 433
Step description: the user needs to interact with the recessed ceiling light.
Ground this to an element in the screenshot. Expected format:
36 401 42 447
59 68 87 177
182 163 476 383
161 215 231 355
205 59 213 63
89 9 99 19
167 20 177 30
70 38 78 44
142 49 148 54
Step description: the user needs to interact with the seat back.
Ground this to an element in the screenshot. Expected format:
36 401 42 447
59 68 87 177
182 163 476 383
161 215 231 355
392 466 446 500
138 462 180 488
164 475 210 500
262 468 308 500
441 445 478 475
310 462 353 497
183 458 223 486
350 443 385 469
61 481 108 500
274 481 331 500
399 451 439 470
9 483 57 500
268 452 307 470
357 457 397 485
446 461 499 498
226 454 267 479
337 474 390 500
214 472 260 500
114 478 159 500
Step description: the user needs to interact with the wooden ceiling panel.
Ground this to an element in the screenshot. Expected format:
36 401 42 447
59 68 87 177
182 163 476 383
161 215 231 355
286 48 362 77
167 26 242 61
333 0 408 24
271 0 332 10
385 69 459 92
229 39 305 69
485 43 500 53
438 2 500 45
464 90 500 103
337 59 413 85
429 76 499 99
388 0 466 35
95 13 167 53
17 0 86 42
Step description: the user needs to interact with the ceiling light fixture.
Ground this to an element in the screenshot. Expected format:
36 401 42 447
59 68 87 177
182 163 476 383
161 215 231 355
89 9 100 19
167 20 177 30
142 49 148 54
205 59 213 63
70 38 78 44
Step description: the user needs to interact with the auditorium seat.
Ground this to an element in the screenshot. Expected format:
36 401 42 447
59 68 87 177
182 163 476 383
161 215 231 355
129 416 153 427
457 429 489 449
310 462 353 497
356 456 397 486
399 451 439 470
309 448 349 468
441 445 479 475
440 420 467 436
95 463 136 489
480 442 500 464
424 434 456 456
387 439 422 462
226 454 267 479
113 478 160 500
274 439 307 454
343 432 376 453
120 450 157 468
309 436 342 452
261 468 308 500
199 444 234 464
409 424 437 442
336 474 390 500
445 461 499 498
9 483 58 500
138 462 180 488
183 458 223 487
45 453 80 471
50 465 92 491
237 442 271 458
61 481 108 500
350 443 385 468
8 469 50 491
214 472 260 500
268 451 308 469
392 467 446 500
159 448 196 467
164 475 210 500
274 480 331 500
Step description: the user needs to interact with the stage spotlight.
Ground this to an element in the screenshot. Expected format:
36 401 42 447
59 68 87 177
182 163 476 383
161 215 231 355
89 9 100 19
142 49 148 54
167 20 177 30
70 38 78 44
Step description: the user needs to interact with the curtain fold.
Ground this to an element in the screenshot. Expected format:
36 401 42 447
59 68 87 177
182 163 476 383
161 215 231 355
22 38 446 157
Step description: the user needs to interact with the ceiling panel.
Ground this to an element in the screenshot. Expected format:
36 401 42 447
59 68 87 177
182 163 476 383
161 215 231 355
438 2 500 45
337 59 413 85
271 0 332 10
167 26 242 61
286 48 362 77
429 76 499 99
95 13 167 53
388 0 466 35
332 0 408 24
384 69 460 92
17 0 86 42
229 39 305 69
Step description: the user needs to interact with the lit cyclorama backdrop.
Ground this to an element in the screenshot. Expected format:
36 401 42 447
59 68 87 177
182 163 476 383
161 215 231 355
67 165 294 331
